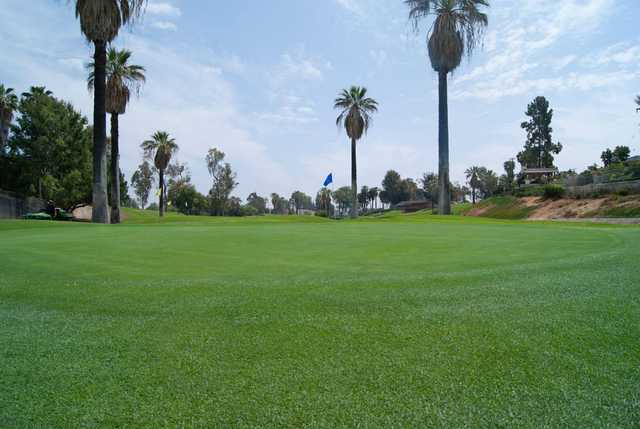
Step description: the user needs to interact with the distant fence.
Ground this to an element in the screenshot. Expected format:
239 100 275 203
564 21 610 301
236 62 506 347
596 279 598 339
0 190 46 219
565 179 640 197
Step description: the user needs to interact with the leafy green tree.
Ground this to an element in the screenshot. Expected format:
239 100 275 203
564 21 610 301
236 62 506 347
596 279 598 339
0 88 92 208
290 191 313 215
420 172 439 208
88 48 145 223
246 192 267 215
358 186 370 210
478 168 498 198
517 96 562 168
74 0 146 223
613 146 631 163
141 131 178 217
270 192 289 215
332 186 353 217
0 84 18 151
406 0 489 215
601 148 614 167
503 159 516 192
168 180 207 215
334 86 378 218
206 148 238 216
131 160 155 209
403 178 420 201
382 170 410 206
166 161 190 186
316 188 334 216
118 170 132 207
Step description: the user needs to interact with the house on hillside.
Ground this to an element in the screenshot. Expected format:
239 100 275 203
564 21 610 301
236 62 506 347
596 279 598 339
521 167 558 185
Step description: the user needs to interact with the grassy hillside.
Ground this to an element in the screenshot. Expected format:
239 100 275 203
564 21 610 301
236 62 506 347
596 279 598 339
458 195 640 220
1 215 639 427
455 196 537 219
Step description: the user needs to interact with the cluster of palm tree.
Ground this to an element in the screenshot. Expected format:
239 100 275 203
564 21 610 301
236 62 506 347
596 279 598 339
74 0 147 224
87 48 146 223
70 1 490 222
335 0 489 217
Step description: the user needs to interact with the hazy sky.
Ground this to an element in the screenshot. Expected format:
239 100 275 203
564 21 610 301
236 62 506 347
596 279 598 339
1 0 639 201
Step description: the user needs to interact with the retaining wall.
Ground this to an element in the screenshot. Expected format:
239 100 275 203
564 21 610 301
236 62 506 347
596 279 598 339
0 190 46 219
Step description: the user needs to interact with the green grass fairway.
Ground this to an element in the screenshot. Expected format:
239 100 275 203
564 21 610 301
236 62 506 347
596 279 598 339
2 213 639 427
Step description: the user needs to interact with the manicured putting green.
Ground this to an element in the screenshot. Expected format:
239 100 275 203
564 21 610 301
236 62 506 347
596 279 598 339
1 212 639 427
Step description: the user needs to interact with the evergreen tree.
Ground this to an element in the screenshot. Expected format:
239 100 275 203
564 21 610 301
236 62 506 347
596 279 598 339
517 96 562 168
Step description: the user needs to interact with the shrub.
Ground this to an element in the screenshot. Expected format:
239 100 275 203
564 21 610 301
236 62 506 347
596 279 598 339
543 184 565 199
239 205 259 217
514 186 544 198
616 188 630 197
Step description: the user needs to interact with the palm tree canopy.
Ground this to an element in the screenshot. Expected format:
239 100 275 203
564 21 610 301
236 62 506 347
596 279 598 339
406 0 489 73
87 48 146 114
636 95 640 112
0 85 19 124
141 131 178 172
465 166 481 185
75 0 146 43
334 86 379 141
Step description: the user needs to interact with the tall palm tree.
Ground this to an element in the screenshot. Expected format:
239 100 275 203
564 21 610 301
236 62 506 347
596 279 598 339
406 0 489 214
88 48 146 224
141 131 178 217
334 86 378 218
74 0 146 223
465 166 481 204
0 85 18 152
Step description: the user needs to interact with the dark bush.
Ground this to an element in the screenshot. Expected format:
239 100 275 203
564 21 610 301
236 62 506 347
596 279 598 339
543 184 565 199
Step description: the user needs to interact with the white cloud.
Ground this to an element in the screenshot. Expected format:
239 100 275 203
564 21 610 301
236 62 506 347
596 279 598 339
335 0 363 16
451 0 620 101
146 1 182 17
369 49 388 66
151 20 177 31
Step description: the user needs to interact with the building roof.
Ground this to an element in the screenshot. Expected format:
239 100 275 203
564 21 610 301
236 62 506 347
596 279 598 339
522 167 558 174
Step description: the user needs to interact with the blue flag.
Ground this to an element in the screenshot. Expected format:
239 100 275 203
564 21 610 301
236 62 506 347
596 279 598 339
323 173 333 187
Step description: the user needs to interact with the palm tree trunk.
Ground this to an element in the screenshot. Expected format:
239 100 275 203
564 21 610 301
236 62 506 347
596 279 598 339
159 169 165 217
438 70 451 215
110 113 121 224
91 40 110 224
350 137 358 219
472 188 476 205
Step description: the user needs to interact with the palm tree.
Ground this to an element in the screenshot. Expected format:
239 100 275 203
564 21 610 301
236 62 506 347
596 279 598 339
465 166 481 204
74 0 146 223
635 95 640 112
0 85 18 152
88 48 146 224
334 86 378 218
406 0 489 214
21 86 53 99
141 131 178 217
368 187 379 209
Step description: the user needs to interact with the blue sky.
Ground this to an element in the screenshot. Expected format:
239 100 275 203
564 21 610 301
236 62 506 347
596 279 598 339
1 0 639 201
